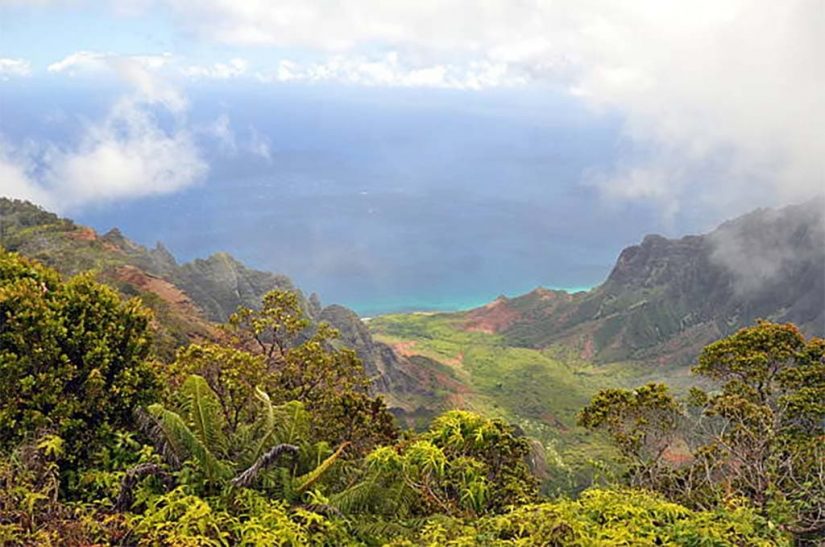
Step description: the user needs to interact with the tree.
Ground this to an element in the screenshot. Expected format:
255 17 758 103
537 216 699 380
578 383 682 490
580 321 825 542
693 321 825 540
225 289 398 455
166 343 269 435
0 250 158 463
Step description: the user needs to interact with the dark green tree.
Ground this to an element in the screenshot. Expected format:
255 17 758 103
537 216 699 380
693 321 824 540
578 383 682 490
0 250 158 463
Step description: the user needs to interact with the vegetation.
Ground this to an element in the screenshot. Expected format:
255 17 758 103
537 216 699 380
0 250 158 466
581 321 825 544
369 312 649 494
0 249 810 544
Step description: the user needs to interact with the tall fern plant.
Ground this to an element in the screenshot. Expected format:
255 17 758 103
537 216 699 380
136 374 348 503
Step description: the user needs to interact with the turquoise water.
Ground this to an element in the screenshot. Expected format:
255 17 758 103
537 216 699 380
349 285 594 318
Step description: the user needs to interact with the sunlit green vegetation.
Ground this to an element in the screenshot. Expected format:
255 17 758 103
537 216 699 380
370 312 656 494
0 250 814 545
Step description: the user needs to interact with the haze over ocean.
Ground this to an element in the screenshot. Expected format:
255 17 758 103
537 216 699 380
0 81 710 315
2 2 819 316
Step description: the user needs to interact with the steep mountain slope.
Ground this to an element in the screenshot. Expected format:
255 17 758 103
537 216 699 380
461 198 825 363
0 198 420 396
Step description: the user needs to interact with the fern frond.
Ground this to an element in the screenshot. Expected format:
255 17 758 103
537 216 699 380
251 394 309 461
353 519 414 541
276 400 310 445
146 403 231 483
180 375 227 456
330 472 383 514
331 466 417 517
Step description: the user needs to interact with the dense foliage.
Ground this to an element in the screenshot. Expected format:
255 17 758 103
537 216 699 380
0 251 807 545
581 321 825 544
0 250 158 465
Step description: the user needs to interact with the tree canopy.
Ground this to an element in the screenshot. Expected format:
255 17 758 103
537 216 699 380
0 251 810 545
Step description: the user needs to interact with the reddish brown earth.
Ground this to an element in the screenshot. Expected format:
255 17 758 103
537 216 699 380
67 227 122 253
387 342 472 408
443 352 464 367
462 297 521 333
67 227 98 241
113 265 202 317
391 340 419 357
662 439 695 466
580 336 596 360
110 265 220 345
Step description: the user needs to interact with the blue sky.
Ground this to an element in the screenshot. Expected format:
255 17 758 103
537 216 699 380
0 1 821 313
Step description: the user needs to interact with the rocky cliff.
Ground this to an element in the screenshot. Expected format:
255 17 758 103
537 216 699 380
465 199 825 363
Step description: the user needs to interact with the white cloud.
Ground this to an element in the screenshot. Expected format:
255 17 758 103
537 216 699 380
246 127 271 161
155 0 823 218
2 53 207 211
0 58 31 79
0 143 52 207
257 53 523 90
183 58 248 79
47 51 186 111
566 1 824 218
45 97 207 209
207 114 237 154
48 51 172 75
199 114 272 161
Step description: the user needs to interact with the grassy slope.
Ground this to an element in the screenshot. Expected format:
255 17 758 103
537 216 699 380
370 311 696 494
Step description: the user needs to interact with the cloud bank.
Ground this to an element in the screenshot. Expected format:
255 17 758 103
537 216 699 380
1 54 206 212
158 0 823 218
2 1 822 221
258 53 522 90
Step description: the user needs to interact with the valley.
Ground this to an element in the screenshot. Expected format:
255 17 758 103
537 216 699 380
3 195 822 495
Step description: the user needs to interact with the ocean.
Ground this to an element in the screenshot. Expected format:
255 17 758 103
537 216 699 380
2 80 672 315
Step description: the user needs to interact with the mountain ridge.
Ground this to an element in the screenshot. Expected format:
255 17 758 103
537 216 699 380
459 198 824 364
3 196 823 421
0 198 421 399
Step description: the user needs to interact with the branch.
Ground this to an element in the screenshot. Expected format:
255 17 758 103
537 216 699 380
115 463 171 511
231 444 299 488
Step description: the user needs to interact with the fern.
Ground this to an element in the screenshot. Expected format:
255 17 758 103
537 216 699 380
145 403 231 483
330 462 417 517
251 391 308 462
180 375 227 457
353 519 415 541
330 478 378 514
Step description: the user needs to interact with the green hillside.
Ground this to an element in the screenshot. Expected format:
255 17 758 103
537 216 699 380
369 312 662 493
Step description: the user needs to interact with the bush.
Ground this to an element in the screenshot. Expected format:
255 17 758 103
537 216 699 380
0 250 159 465
389 488 790 546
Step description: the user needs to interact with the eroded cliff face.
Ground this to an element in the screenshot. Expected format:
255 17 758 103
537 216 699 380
318 304 432 398
465 199 824 364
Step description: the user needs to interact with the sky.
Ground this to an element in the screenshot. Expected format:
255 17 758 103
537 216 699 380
0 1 823 314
